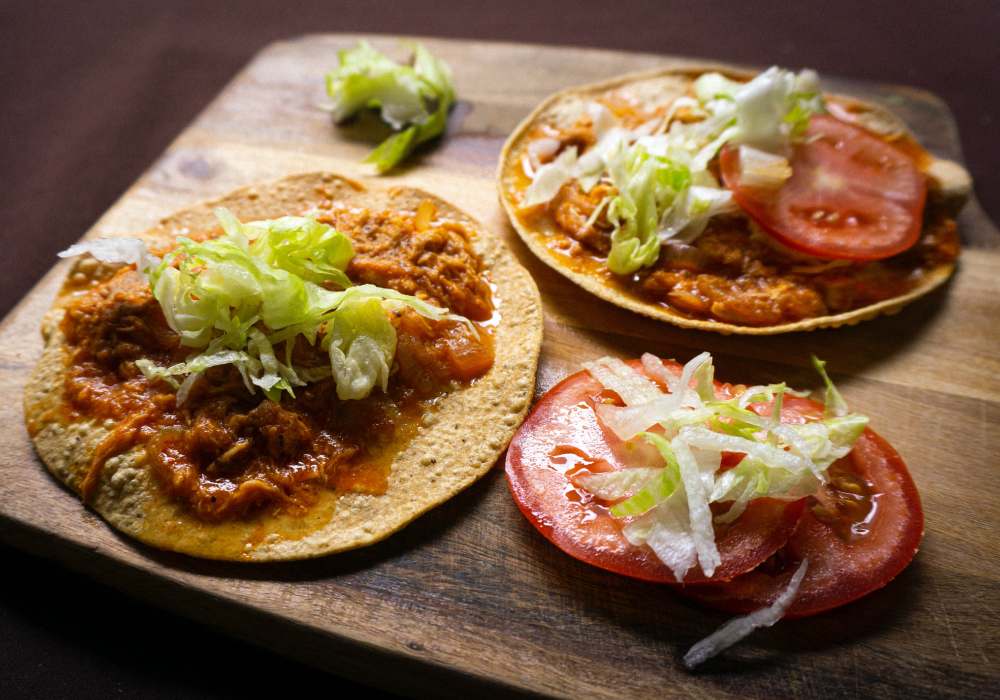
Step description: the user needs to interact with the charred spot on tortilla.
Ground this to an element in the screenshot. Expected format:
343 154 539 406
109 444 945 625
25 173 542 561
498 66 970 334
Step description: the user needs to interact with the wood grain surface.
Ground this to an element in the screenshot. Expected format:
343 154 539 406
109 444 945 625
1 35 998 698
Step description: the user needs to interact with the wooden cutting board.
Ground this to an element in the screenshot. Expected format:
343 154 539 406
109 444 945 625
1 35 998 698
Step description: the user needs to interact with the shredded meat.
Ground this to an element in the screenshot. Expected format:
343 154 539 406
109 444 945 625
146 397 358 520
62 268 180 366
550 182 613 255
59 201 495 521
318 206 492 321
558 122 597 151
544 205 956 326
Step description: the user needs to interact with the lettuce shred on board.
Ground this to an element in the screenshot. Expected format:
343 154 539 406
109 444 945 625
683 559 810 669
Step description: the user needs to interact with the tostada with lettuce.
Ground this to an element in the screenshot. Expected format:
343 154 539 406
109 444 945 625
24 173 542 561
498 65 971 333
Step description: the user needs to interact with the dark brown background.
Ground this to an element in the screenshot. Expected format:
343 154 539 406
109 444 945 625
2 1 997 697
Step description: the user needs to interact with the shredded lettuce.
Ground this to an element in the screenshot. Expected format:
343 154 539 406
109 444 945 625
605 142 692 274
325 295 397 400
811 354 849 418
575 353 866 581
693 67 825 154
326 41 455 173
573 467 663 501
524 146 579 207
609 433 680 517
623 490 698 581
583 356 662 405
62 208 468 404
683 558 809 668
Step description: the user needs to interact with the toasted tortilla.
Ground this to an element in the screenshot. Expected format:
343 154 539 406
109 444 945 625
498 65 972 335
24 173 543 561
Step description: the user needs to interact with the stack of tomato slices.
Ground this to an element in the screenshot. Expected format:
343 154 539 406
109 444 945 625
505 357 924 619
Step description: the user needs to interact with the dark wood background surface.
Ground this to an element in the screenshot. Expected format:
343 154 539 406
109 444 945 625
2 3 998 698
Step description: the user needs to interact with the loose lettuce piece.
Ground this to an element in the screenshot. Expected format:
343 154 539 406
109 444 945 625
326 42 455 173
65 208 467 403
683 559 809 668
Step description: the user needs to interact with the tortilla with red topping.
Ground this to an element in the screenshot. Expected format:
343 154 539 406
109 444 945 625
25 173 542 561
498 65 971 334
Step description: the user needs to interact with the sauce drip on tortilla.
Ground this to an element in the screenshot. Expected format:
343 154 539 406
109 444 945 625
58 201 495 521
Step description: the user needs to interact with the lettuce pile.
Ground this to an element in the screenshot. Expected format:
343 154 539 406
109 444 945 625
326 41 455 173
60 208 469 403
575 352 865 581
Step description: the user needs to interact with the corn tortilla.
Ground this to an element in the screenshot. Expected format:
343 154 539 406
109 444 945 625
24 173 543 561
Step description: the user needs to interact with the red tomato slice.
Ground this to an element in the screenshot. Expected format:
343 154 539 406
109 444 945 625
678 413 924 619
720 115 927 261
505 359 806 585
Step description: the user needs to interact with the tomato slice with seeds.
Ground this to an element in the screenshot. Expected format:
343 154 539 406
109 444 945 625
505 359 806 584
679 399 924 619
720 115 927 261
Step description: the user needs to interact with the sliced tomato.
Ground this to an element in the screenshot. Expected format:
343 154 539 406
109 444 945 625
679 422 924 618
505 359 805 584
720 115 927 261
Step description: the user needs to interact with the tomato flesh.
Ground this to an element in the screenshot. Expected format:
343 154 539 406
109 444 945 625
721 115 927 261
678 424 924 618
505 359 805 584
